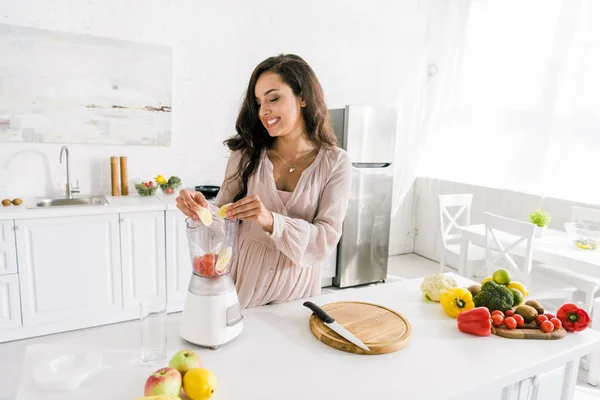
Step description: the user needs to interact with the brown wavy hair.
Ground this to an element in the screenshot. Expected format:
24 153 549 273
224 54 337 202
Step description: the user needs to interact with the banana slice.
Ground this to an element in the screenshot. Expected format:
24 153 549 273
196 206 213 226
217 203 232 218
216 246 233 272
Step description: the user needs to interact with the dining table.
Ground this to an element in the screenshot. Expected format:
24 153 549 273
457 223 600 386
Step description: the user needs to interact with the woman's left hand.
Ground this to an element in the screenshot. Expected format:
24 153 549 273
227 195 274 233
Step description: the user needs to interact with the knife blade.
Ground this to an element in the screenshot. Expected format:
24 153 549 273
303 301 370 351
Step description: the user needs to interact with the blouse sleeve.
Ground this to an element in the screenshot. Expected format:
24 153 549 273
266 150 352 267
214 150 243 209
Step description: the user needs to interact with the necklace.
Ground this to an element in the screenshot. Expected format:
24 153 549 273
272 147 316 173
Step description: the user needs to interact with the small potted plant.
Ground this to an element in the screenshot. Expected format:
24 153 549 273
529 209 551 238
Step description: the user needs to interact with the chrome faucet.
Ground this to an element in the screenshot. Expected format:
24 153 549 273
59 145 80 199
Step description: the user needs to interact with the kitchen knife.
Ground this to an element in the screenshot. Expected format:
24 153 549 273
303 301 370 351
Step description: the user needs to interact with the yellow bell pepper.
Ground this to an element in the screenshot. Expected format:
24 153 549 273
440 287 475 318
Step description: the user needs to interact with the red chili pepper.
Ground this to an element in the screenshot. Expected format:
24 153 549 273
457 307 492 336
557 303 590 332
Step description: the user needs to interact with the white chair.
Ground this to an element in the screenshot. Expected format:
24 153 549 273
438 194 486 276
484 212 576 303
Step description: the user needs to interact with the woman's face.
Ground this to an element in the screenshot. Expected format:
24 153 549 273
254 71 306 138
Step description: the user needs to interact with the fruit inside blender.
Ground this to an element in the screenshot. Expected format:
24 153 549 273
193 247 232 277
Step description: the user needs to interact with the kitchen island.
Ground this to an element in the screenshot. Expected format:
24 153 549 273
1 273 599 400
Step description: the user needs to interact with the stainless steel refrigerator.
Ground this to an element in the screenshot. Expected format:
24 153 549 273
329 105 398 288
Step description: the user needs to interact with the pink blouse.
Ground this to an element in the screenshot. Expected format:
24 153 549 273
212 146 352 308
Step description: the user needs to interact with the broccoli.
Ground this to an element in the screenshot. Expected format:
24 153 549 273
473 281 514 312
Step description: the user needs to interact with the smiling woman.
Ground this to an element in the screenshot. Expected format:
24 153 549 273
176 54 352 308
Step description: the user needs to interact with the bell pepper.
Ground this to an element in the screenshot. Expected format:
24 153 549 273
557 303 591 332
440 287 475 318
457 307 492 336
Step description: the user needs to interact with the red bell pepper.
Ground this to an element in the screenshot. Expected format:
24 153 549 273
457 307 491 336
557 303 590 332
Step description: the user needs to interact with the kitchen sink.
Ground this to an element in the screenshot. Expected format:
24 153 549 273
32 195 109 208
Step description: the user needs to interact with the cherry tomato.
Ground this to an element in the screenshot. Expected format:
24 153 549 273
513 314 525 327
505 310 514 317
492 310 504 318
492 314 504 327
541 320 554 333
544 313 556 320
535 315 548 326
504 317 517 329
550 317 562 330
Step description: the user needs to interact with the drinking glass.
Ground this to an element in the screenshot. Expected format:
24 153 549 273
139 297 167 365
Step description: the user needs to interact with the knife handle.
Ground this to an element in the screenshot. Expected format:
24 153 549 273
303 301 334 324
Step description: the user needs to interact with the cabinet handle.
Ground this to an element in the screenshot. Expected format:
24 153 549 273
14 225 22 231
120 218 128 223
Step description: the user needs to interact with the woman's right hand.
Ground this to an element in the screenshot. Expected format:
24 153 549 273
176 189 208 220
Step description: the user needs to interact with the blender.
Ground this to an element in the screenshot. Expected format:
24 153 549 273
179 216 243 349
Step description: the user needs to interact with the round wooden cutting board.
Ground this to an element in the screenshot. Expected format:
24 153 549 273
308 301 411 355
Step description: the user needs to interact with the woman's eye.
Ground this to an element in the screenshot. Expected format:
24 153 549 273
269 97 279 102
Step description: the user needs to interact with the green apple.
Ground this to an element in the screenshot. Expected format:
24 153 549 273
169 350 202 376
144 367 182 397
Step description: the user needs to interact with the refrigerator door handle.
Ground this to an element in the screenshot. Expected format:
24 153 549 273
351 162 391 168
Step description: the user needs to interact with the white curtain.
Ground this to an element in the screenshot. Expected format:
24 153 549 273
417 0 600 206
391 0 472 215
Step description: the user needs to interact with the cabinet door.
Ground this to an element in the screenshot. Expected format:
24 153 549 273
165 210 192 311
0 274 21 329
0 220 17 275
16 215 122 326
120 211 166 309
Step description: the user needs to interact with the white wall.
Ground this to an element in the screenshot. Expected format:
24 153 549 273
0 0 428 196
0 0 429 254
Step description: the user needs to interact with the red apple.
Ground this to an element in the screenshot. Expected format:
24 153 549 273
169 350 202 376
144 367 182 397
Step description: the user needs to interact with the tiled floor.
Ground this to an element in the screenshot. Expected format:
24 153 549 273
386 253 600 399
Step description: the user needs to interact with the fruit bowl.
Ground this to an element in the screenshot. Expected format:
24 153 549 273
135 182 158 196
565 222 600 251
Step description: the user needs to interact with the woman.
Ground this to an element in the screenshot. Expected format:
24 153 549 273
176 54 352 308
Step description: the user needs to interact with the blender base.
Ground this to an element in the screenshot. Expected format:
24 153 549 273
180 287 243 348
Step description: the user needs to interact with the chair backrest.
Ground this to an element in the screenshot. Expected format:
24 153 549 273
572 205 600 226
439 194 473 248
484 212 535 285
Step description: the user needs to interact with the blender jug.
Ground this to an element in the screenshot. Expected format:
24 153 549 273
186 217 238 278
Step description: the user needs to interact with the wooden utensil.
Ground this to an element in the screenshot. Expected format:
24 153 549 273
307 301 411 355
492 321 566 340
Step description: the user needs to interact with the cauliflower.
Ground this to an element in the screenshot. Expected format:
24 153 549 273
420 273 458 302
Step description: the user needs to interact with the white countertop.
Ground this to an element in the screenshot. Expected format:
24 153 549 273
2 274 600 400
0 192 179 220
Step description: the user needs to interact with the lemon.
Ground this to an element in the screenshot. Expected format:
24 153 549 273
492 269 511 285
183 368 217 400
481 276 493 286
216 203 232 218
507 281 529 297
196 207 213 226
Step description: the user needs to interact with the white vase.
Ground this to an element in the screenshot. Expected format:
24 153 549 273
534 226 546 238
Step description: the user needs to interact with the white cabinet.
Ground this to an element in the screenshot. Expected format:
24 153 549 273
15 215 123 326
120 211 166 309
0 220 17 275
165 210 192 311
0 274 21 329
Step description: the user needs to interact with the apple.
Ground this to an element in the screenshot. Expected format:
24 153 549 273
169 350 202 376
144 367 182 397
